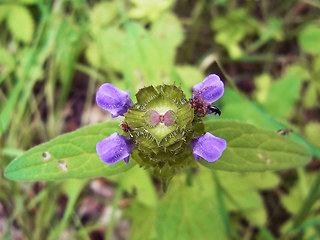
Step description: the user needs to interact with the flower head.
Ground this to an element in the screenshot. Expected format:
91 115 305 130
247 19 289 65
96 75 227 180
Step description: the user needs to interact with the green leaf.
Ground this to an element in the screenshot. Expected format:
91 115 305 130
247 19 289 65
0 5 10 24
127 203 157 240
253 73 272 104
303 83 318 109
122 22 164 88
7 6 34 43
55 19 83 107
212 9 257 59
280 172 320 238
220 88 320 158
4 122 136 181
280 172 320 216
108 166 157 207
86 26 125 72
175 66 204 98
313 55 320 73
90 1 118 28
259 17 283 42
128 0 173 21
201 120 311 171
16 0 37 4
0 47 15 67
48 179 87 240
219 171 280 191
156 171 228 240
85 42 102 69
221 89 277 129
305 122 320 148
0 47 15 84
299 25 320 55
215 171 280 225
151 13 184 67
263 67 304 118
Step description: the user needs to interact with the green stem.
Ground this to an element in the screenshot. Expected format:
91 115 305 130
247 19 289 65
292 172 320 229
81 76 96 126
216 60 239 93
301 0 320 8
185 168 193 187
105 185 122 240
212 172 233 238
297 168 308 197
160 176 173 193
75 64 106 82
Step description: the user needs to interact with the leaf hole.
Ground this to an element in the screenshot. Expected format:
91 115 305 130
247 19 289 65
42 151 51 161
58 159 68 172
266 158 272 165
257 153 272 165
257 153 264 160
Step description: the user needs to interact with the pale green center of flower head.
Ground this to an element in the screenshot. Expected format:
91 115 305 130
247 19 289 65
144 98 178 143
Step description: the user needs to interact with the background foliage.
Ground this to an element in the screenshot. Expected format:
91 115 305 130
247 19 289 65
0 0 320 239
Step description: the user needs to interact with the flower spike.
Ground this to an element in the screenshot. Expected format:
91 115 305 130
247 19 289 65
191 132 226 162
96 83 133 118
95 74 227 185
192 74 224 104
96 133 135 165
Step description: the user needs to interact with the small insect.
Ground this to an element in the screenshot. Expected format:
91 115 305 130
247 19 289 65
120 123 131 132
277 129 293 135
189 93 221 117
207 105 221 116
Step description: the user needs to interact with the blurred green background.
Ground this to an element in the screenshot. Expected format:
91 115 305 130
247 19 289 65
0 0 320 239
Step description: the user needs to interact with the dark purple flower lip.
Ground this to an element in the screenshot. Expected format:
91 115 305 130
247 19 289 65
191 132 227 162
96 133 135 165
96 83 133 118
192 74 224 104
190 74 224 117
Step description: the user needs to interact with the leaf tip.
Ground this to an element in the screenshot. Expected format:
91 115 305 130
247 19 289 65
3 160 17 180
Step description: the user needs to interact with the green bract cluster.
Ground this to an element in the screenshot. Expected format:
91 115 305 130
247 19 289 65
124 85 204 179
95 74 227 186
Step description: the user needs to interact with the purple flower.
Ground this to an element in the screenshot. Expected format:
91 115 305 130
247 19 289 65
190 74 227 162
96 83 133 118
96 133 135 165
96 83 135 165
192 74 224 104
191 132 226 162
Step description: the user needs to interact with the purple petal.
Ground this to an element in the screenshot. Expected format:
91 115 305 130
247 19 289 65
96 83 133 118
123 156 130 163
191 132 226 162
192 74 224 103
96 133 135 165
193 153 200 161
